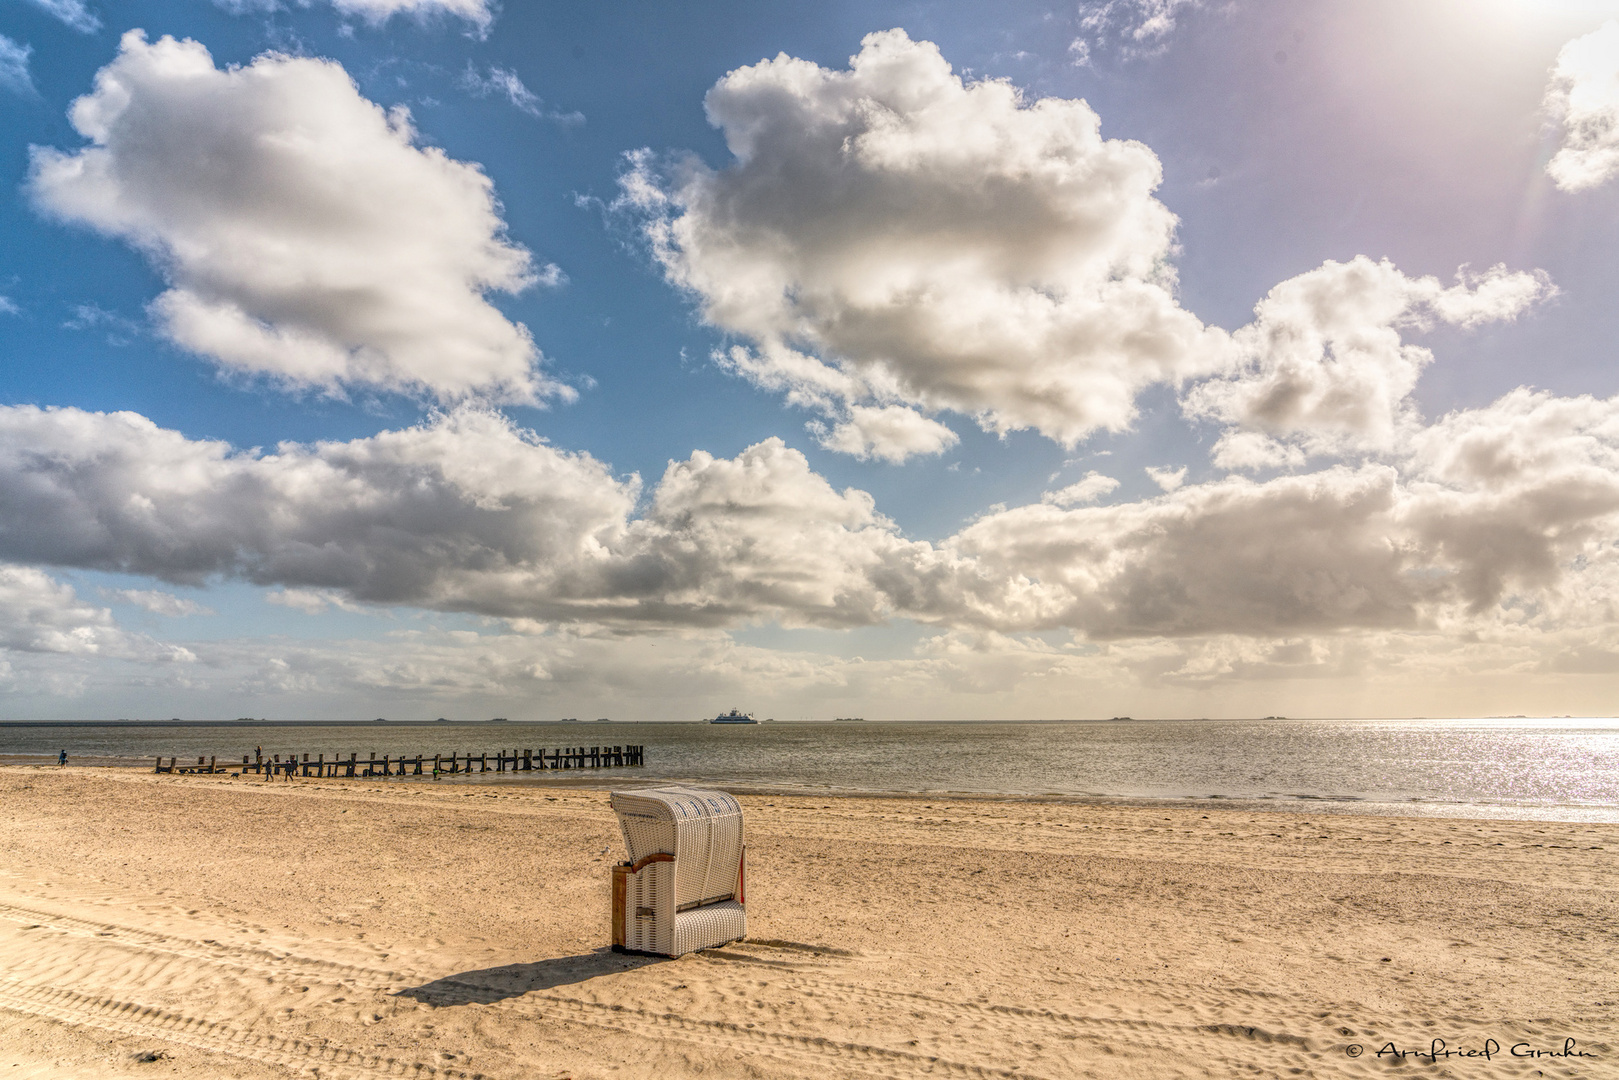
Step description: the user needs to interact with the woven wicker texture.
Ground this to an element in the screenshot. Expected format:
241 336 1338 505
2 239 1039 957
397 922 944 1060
624 859 672 954
672 900 746 956
610 786 746 956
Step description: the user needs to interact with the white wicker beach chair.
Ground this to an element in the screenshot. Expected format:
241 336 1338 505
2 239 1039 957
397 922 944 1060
609 786 746 956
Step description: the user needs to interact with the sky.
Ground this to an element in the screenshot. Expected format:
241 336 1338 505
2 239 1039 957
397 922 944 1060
3 0 1619 721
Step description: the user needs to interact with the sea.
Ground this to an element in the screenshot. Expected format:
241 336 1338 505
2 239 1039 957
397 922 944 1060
3 717 1616 823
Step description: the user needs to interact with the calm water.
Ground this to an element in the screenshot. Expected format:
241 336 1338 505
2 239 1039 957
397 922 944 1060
4 718 1616 822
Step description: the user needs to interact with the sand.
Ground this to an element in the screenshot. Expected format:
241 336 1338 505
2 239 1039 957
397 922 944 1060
0 767 1613 1080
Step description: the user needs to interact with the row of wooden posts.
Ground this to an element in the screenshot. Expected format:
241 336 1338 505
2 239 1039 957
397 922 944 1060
153 745 645 778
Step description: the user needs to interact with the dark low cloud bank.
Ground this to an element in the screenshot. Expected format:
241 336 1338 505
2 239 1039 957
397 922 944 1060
1 393 1615 638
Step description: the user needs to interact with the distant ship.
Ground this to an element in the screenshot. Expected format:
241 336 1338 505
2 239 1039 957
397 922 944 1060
834 717 865 722
709 708 758 725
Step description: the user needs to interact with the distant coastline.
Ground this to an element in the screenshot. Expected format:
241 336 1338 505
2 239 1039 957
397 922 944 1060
0 715 1604 727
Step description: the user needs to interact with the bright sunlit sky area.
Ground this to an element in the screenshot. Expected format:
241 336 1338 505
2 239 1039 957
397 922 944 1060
3 0 1619 720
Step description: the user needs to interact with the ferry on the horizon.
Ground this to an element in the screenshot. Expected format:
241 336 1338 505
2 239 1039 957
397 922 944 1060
709 708 758 725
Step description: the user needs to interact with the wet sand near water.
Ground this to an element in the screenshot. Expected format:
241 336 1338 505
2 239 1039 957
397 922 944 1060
0 766 1614 1079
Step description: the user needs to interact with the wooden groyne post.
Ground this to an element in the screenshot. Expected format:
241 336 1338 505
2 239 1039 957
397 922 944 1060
217 745 645 779
153 756 219 775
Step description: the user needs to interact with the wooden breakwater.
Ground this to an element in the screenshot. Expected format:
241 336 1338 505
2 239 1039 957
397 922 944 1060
153 745 644 778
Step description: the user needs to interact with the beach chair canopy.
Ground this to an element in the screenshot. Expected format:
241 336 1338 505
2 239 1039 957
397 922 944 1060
610 786 745 955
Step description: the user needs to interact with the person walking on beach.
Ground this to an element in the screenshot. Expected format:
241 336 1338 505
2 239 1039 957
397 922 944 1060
58 749 66 767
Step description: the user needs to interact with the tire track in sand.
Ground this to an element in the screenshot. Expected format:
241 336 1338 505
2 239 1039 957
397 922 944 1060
0 979 485 1080
0 900 406 986
423 945 1316 1078
1 903 1050 1079
0 967 1043 1080
1 900 1320 1080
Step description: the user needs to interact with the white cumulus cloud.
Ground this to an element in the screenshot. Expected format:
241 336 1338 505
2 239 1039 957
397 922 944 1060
1185 257 1552 461
3 396 1619 645
0 405 637 616
1206 430 1306 472
0 566 190 662
1145 465 1186 491
621 29 1225 459
1042 471 1119 507
949 469 1423 637
1545 21 1619 193
29 32 561 404
0 565 120 654
0 405 923 628
945 390 1619 637
813 405 959 463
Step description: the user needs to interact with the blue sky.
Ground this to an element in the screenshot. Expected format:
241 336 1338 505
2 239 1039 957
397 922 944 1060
3 0 1619 720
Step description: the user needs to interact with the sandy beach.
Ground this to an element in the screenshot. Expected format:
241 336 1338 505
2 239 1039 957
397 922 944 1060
0 767 1613 1079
